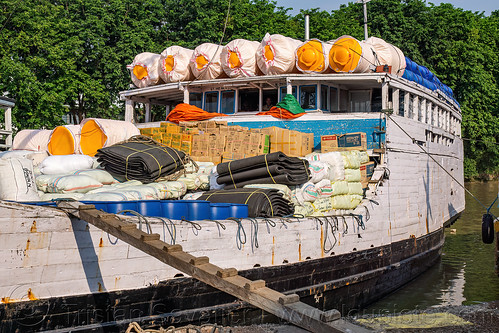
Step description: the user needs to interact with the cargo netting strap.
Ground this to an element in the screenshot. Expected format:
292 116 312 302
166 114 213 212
264 154 277 184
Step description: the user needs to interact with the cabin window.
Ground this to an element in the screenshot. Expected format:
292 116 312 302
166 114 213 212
350 90 370 112
189 92 203 109
299 85 317 110
263 90 278 110
320 85 328 110
221 90 235 114
408 94 413 118
371 88 382 112
239 88 259 112
329 87 338 112
340 89 349 111
417 98 423 122
279 86 297 101
204 91 219 113
398 91 405 116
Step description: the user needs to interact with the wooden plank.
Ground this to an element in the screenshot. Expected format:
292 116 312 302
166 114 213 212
57 201 370 333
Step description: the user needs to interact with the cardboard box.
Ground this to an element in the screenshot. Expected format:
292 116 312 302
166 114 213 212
261 127 313 157
140 128 154 136
360 161 375 188
289 131 314 157
191 155 221 164
321 132 367 152
179 121 199 128
222 151 248 162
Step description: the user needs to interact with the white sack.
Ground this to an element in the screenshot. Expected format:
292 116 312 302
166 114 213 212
0 158 39 201
39 155 94 175
36 174 102 193
72 169 118 185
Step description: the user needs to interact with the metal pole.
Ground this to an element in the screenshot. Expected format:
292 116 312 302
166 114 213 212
304 14 310 40
357 0 371 40
362 0 368 40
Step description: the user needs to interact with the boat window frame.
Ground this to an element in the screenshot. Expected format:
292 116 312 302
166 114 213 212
204 90 220 113
349 89 371 112
320 84 328 111
220 90 236 115
189 92 203 109
298 84 318 111
279 85 297 101
329 86 339 113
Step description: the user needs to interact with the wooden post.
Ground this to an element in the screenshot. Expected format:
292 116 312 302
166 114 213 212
392 89 399 115
426 101 432 125
404 92 410 118
183 86 190 104
235 88 239 113
495 220 499 277
286 78 292 95
125 99 134 123
381 81 389 110
5 106 12 147
412 95 419 121
317 83 321 110
420 98 426 124
259 85 263 112
144 101 151 123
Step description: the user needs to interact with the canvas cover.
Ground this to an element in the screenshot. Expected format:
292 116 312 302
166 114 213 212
159 45 194 83
256 33 301 75
366 36 406 76
128 52 162 88
12 129 51 152
189 43 226 80
296 39 333 74
221 39 261 78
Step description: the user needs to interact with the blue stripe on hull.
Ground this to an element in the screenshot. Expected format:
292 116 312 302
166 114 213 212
227 118 386 150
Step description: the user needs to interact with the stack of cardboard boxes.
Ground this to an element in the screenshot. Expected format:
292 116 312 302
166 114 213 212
320 132 375 188
139 121 316 164
262 127 315 157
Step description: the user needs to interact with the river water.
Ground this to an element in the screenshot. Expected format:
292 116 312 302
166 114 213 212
364 181 499 314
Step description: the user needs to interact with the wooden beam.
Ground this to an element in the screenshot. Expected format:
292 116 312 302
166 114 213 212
125 99 134 123
58 202 371 333
4 107 12 147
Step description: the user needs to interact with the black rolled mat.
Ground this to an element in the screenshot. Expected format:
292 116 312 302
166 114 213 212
216 152 310 187
217 165 310 186
197 188 293 217
96 142 186 183
217 152 308 176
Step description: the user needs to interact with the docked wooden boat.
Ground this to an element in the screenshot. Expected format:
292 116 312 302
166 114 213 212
0 36 464 332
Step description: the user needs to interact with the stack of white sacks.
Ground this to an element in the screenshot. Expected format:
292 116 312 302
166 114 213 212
292 150 368 216
0 151 214 203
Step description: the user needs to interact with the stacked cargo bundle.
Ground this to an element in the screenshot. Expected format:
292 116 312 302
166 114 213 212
140 120 273 164
214 152 310 189
95 141 188 183
198 188 293 217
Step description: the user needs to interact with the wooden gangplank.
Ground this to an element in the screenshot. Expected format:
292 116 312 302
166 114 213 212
59 202 371 333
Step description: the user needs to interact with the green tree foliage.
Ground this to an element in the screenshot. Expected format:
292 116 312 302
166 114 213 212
0 0 498 178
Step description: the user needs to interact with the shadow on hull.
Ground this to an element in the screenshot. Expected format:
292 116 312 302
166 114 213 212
0 228 445 332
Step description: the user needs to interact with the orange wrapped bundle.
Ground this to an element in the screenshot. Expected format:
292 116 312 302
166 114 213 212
257 107 305 119
257 94 306 119
166 103 227 123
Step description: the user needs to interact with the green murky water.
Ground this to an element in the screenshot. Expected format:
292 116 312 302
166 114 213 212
364 182 499 314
